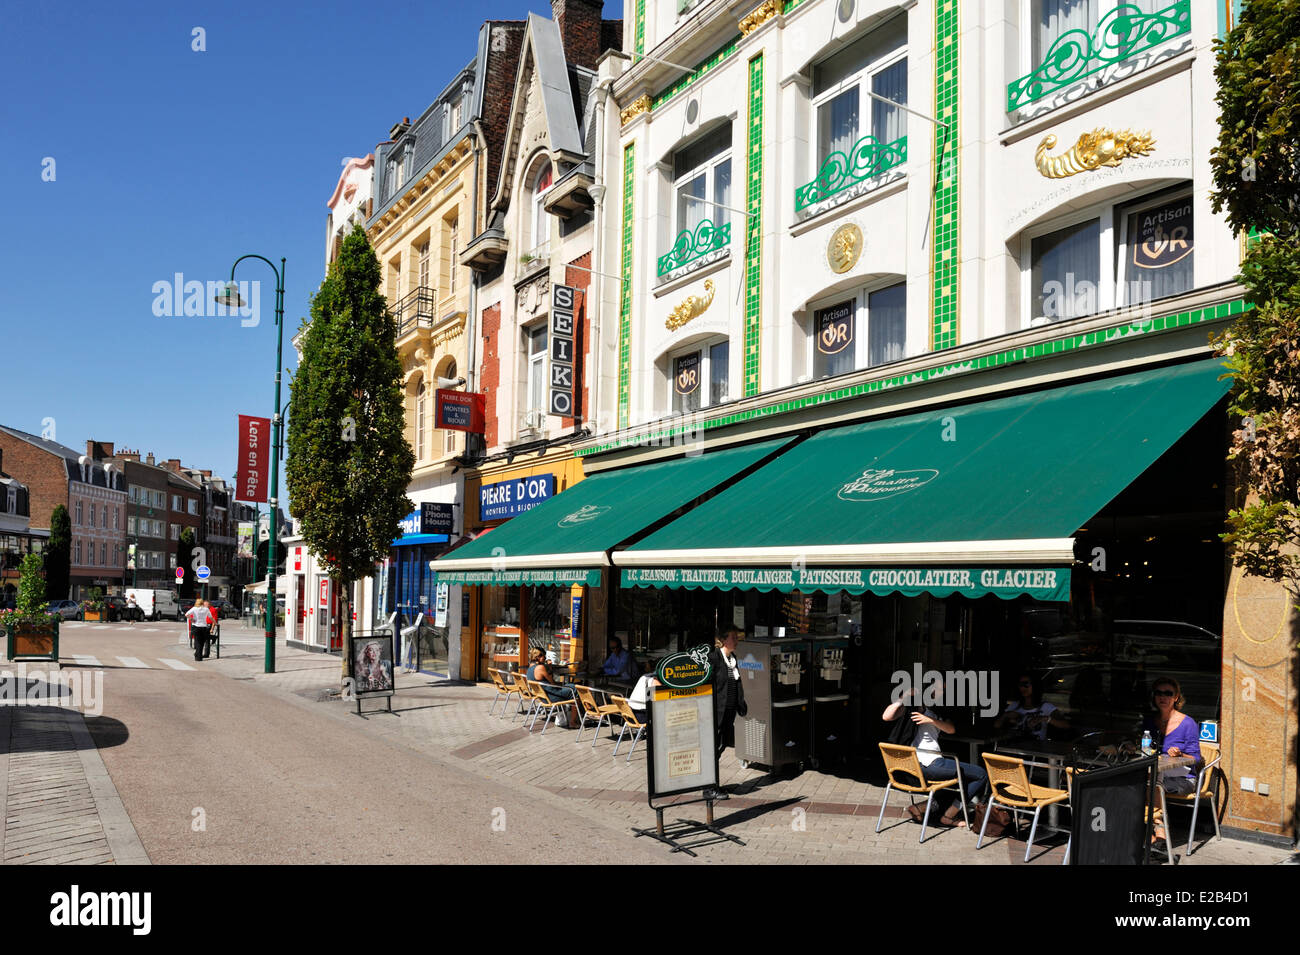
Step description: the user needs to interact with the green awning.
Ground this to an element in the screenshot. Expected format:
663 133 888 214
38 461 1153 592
437 568 602 587
432 437 792 584
616 359 1231 599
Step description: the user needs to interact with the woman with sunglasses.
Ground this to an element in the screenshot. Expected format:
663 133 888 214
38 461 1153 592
1138 677 1202 850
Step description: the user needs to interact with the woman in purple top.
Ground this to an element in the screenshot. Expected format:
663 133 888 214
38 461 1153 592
1141 676 1202 795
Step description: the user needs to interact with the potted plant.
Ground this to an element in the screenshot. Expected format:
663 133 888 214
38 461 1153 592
2 553 60 662
81 586 105 622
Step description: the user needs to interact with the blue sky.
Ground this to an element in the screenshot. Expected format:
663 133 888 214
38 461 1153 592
0 0 546 502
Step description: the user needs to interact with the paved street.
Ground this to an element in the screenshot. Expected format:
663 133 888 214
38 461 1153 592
1 618 1292 865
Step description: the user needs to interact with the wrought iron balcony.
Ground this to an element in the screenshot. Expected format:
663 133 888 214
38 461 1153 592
794 134 907 213
1007 0 1190 112
657 219 731 278
392 286 436 338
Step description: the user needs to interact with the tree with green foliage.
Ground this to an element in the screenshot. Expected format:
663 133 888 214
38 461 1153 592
1210 0 1300 604
287 224 413 681
45 504 70 601
176 528 196 598
16 552 46 615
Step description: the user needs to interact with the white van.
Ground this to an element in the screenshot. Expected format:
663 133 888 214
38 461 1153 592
124 588 180 621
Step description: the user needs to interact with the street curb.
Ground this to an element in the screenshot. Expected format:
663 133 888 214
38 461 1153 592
64 709 151 865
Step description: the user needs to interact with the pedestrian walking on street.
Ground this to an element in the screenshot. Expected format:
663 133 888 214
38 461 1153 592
705 627 747 799
187 598 214 661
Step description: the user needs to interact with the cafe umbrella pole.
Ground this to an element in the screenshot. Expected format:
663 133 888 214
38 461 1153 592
216 255 285 674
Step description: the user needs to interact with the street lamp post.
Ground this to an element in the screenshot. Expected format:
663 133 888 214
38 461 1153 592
217 256 285 674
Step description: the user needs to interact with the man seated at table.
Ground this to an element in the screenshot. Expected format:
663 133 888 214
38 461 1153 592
601 637 636 683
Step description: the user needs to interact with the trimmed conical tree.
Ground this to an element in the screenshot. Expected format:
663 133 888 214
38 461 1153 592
287 224 413 682
45 505 70 601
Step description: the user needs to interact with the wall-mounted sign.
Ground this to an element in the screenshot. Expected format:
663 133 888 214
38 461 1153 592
479 473 556 521
673 352 700 397
1130 196 1193 270
549 284 578 417
816 300 855 355
397 502 455 538
656 646 713 690
236 414 271 503
436 389 486 433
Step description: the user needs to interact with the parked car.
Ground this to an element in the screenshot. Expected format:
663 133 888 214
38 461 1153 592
103 594 131 622
178 598 197 617
124 588 181 621
46 599 82 621
208 597 236 619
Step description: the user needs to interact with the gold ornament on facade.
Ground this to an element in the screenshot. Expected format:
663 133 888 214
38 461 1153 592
827 223 862 274
665 280 715 331
1035 128 1156 179
739 0 781 35
619 94 651 126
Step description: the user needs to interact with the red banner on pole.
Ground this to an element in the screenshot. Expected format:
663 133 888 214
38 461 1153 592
435 390 486 433
237 414 271 503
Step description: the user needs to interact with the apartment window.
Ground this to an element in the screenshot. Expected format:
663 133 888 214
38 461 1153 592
525 323 548 414
1031 0 1097 66
812 15 907 169
100 542 106 565
390 256 403 304
127 516 137 536
172 494 182 510
113 507 119 530
416 382 427 459
188 499 198 515
811 281 908 380
90 503 96 528
171 523 180 541
671 339 730 414
75 540 81 564
531 163 553 250
75 500 83 524
673 125 732 239
170 553 177 570
1026 187 1193 324
153 490 165 508
417 240 431 289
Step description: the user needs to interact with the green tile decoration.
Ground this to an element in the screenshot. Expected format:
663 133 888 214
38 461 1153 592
576 299 1251 456
931 0 959 353
619 141 635 430
635 0 645 55
650 34 742 111
744 53 764 398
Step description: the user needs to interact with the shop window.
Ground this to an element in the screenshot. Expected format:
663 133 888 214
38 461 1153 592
810 280 907 380
661 125 733 276
671 338 729 414
804 14 907 211
1025 186 1192 325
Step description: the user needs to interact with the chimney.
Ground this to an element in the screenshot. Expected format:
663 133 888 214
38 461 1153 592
552 0 603 71
388 116 411 139
166 458 182 472
200 469 212 478
146 452 156 467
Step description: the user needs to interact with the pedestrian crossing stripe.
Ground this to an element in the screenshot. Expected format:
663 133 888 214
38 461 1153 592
116 657 148 668
158 659 195 671
70 655 100 667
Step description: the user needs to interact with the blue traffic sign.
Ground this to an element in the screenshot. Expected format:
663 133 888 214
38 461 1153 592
196 565 211 581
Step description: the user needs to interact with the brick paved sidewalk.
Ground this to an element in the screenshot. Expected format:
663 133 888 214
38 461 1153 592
224 647 1293 865
0 689 150 865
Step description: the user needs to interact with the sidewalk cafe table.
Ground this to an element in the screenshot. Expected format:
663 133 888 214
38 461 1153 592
991 737 1094 828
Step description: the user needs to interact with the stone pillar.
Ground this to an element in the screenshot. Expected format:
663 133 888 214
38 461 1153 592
1219 566 1298 840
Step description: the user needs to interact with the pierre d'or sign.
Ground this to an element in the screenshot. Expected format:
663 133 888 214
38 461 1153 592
655 646 713 690
480 474 556 521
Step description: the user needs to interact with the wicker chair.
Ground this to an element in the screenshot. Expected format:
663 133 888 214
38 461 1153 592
979 752 1071 863
1158 740 1223 858
524 679 573 734
575 685 621 746
509 671 535 723
876 743 970 843
611 697 646 761
486 668 521 717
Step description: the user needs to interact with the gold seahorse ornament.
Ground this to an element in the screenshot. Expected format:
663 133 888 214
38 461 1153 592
1035 128 1156 179
665 279 716 331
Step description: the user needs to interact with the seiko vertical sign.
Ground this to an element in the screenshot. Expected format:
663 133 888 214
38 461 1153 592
549 284 577 417
237 414 271 503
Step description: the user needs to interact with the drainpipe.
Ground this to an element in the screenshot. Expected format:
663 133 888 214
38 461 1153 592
468 119 487 400
589 78 615 439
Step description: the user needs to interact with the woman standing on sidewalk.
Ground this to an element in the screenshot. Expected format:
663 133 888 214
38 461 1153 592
187 598 214 661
